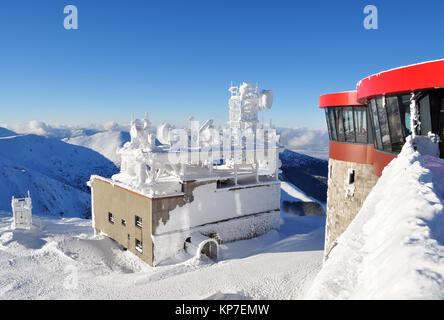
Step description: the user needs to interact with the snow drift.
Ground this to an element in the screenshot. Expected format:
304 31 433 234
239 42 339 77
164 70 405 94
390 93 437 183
306 137 444 299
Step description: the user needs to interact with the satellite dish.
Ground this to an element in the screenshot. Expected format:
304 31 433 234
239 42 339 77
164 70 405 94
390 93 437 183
259 90 273 110
156 123 172 145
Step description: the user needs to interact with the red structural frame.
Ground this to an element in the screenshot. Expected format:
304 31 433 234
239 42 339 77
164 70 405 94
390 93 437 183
320 59 444 177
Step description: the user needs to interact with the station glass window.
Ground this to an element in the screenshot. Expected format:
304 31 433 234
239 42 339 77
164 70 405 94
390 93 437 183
399 95 412 136
324 109 331 140
343 107 355 142
354 107 367 144
369 95 416 154
386 96 404 153
328 108 337 141
370 99 383 150
335 108 345 142
375 97 392 152
324 106 369 144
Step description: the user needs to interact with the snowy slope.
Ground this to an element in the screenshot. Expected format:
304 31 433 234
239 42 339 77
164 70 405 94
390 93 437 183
279 149 328 203
0 127 16 138
64 131 130 166
306 138 444 299
281 181 325 216
0 135 118 217
0 210 325 299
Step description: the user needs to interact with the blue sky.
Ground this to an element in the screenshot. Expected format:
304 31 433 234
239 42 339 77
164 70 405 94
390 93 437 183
1 0 444 129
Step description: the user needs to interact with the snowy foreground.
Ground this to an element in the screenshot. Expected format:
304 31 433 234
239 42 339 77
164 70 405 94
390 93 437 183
0 210 324 300
307 139 444 299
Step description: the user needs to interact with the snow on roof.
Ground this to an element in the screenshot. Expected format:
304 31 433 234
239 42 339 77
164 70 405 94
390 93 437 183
306 137 444 299
357 58 444 87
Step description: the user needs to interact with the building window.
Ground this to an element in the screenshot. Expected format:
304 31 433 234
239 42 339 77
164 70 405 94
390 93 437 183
335 108 345 142
369 95 414 154
376 97 392 152
108 212 114 224
370 99 383 150
325 109 332 140
348 169 355 185
135 239 143 253
386 96 404 152
328 108 338 141
121 219 126 226
343 107 355 142
354 108 368 144
399 94 412 136
135 215 142 229
325 106 368 144
217 178 235 189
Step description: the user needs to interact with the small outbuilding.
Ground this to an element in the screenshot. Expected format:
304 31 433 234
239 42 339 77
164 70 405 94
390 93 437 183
11 191 33 230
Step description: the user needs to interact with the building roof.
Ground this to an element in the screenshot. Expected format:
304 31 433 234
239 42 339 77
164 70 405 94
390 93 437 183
319 91 363 108
357 59 444 103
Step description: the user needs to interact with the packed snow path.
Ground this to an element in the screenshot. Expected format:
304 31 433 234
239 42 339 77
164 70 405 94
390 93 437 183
0 211 324 300
306 139 444 299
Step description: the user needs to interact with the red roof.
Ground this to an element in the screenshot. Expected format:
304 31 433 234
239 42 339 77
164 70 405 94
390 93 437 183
357 59 444 103
319 91 363 108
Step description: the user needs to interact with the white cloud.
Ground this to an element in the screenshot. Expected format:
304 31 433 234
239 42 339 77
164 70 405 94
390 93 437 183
277 127 329 159
1 121 330 159
1 121 129 140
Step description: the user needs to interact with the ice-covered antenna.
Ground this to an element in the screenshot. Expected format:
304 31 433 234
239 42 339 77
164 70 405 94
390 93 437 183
131 113 135 125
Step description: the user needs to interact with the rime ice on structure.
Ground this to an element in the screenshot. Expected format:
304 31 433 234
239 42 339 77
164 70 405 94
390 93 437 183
11 191 32 230
229 82 274 132
113 82 280 197
89 83 282 266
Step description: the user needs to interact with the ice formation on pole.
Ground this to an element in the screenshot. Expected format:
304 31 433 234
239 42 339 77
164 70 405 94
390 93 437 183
11 191 32 230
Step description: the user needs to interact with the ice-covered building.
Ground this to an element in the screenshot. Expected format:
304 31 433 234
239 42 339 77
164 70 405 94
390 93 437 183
11 191 32 230
89 83 282 266
321 59 444 256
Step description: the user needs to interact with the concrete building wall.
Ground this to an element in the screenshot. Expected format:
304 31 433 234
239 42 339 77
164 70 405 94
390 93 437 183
152 180 281 235
324 158 378 256
91 178 155 265
91 177 281 266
